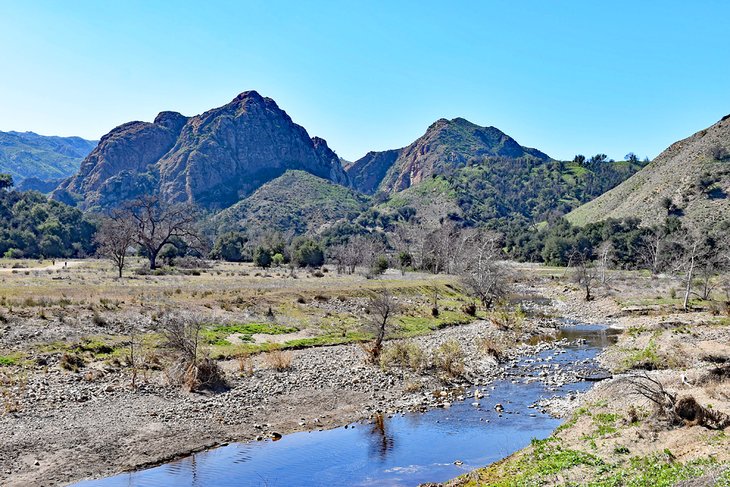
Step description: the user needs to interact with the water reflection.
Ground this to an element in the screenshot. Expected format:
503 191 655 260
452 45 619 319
368 413 395 461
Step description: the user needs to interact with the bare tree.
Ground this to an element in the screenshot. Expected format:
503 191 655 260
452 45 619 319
458 230 508 309
94 214 136 278
333 235 386 275
637 227 665 275
571 250 598 301
423 222 461 274
122 196 205 270
365 289 399 362
597 241 613 285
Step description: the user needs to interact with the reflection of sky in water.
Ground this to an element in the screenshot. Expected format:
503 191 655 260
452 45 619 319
74 326 610 487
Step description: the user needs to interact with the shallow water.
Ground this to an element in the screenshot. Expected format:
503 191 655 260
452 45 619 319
76 325 616 487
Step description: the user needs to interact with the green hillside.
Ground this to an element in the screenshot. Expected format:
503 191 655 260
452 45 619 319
212 170 370 235
373 156 647 228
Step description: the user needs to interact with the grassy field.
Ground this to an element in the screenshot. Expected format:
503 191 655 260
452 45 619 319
0 258 488 364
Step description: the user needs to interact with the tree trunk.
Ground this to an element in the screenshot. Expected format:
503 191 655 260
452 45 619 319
683 247 696 311
149 253 157 270
118 265 123 278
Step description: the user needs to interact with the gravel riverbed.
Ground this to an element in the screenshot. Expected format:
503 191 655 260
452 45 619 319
0 291 604 486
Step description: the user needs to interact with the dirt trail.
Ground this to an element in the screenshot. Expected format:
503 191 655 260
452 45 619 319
0 260 82 273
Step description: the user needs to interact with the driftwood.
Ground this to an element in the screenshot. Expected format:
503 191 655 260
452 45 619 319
624 373 730 430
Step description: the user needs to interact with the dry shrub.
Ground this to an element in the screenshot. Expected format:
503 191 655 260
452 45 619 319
83 369 105 382
625 404 640 424
168 356 227 392
461 303 477 316
160 313 228 392
236 350 254 376
360 342 381 365
0 370 26 414
488 306 525 331
60 352 85 372
380 341 426 372
264 348 293 371
625 373 730 429
478 336 504 362
433 340 465 378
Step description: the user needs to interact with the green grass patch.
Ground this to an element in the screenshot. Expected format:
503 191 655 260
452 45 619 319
592 412 619 437
460 438 723 487
466 437 603 486
396 309 474 337
0 353 20 366
202 322 298 346
620 339 664 371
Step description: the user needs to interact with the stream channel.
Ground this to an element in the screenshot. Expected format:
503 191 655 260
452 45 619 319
76 323 618 486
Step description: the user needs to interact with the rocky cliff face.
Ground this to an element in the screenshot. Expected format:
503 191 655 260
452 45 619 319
345 149 402 195
54 91 349 211
346 117 550 194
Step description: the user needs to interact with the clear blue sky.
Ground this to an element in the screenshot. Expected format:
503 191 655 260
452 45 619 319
1 1 729 162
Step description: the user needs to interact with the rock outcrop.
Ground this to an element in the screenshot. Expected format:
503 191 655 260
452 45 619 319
54 91 349 211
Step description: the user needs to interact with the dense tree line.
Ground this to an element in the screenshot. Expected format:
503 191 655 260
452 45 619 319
0 175 96 258
446 155 647 226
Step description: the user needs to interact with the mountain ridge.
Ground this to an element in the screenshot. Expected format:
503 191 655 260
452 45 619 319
0 130 97 182
567 115 730 229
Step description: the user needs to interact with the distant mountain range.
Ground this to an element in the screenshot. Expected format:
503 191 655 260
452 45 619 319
568 115 730 229
0 131 96 182
13 89 719 235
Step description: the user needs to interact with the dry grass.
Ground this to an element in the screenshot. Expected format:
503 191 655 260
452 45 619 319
433 339 464 377
0 370 26 414
264 348 293 371
478 335 505 362
236 350 254 376
379 341 426 371
60 352 85 372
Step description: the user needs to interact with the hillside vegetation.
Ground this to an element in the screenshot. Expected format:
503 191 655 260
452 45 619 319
0 187 96 259
568 115 730 228
212 170 369 235
370 157 647 229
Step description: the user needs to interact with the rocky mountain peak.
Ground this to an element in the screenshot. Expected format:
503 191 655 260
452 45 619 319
153 111 188 131
347 117 550 194
54 91 349 211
